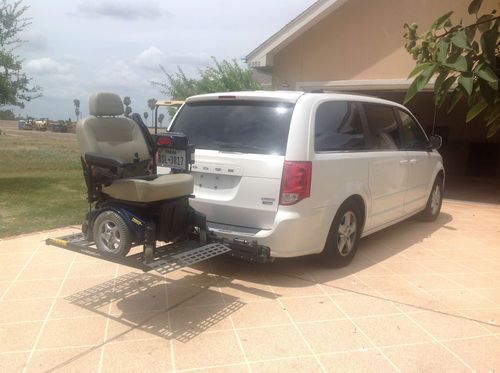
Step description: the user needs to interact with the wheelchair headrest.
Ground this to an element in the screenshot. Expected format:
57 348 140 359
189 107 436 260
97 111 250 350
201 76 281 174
89 92 124 116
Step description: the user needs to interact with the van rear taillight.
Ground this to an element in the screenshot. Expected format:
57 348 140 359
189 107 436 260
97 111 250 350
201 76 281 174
279 161 312 206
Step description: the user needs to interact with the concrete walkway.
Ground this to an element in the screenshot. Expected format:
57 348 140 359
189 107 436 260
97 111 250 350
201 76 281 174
1 200 499 372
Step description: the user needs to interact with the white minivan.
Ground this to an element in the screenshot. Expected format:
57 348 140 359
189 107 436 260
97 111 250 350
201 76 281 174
164 91 445 266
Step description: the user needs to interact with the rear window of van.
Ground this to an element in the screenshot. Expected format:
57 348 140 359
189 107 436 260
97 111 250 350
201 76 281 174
170 100 294 155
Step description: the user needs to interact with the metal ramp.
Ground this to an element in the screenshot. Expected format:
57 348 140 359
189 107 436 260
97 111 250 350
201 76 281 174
46 233 231 275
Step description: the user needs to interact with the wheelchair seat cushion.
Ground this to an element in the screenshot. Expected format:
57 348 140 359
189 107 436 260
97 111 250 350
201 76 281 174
102 173 194 203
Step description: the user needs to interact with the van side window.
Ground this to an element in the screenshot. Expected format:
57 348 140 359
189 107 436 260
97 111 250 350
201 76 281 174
363 104 401 150
315 101 367 151
397 110 429 150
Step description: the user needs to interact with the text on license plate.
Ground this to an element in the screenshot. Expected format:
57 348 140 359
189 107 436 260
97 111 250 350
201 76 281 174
159 149 186 170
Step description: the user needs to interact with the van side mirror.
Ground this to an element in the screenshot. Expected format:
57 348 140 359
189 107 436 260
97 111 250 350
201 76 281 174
429 135 442 150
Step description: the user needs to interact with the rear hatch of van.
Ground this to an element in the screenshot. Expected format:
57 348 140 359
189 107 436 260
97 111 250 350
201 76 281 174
169 93 300 231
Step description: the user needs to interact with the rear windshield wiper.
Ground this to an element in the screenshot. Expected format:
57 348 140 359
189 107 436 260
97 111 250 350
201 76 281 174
216 142 268 153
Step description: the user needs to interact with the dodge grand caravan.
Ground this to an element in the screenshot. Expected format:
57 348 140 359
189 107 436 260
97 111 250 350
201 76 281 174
161 91 444 267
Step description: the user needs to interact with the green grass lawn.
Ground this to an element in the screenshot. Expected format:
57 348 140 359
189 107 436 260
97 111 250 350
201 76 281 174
0 134 87 237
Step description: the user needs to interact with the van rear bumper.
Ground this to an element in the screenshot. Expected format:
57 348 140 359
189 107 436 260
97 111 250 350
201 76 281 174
208 206 335 258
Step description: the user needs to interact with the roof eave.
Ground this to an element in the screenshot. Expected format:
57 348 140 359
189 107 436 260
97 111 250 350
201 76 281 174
246 0 349 68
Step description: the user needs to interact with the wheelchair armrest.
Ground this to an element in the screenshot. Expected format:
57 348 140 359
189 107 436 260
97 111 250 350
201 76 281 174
84 152 127 169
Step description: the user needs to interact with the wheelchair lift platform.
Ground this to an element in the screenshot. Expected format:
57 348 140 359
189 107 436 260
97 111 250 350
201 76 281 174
46 233 270 275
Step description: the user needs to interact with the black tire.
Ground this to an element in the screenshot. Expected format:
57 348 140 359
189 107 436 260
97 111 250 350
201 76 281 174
93 210 132 256
322 200 362 267
418 176 444 222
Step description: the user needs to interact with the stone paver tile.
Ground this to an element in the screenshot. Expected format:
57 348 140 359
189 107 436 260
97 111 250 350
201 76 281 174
182 365 248 373
400 273 463 291
49 296 109 319
0 265 23 281
110 284 167 316
0 352 29 372
37 316 107 349
356 275 419 292
17 263 69 281
444 273 499 289
251 356 323 373
101 338 171 373
280 295 345 323
460 308 500 334
408 311 488 340
297 320 371 354
230 300 290 329
59 275 114 298
444 336 500 372
354 314 432 347
418 259 474 274
456 258 500 273
218 278 277 303
380 290 449 313
319 350 396 372
378 259 432 275
263 273 324 298
29 246 74 265
167 285 224 309
317 276 375 295
169 303 236 334
0 236 45 252
0 252 34 267
331 292 400 318
172 330 245 371
106 311 169 343
0 321 42 352
26 346 101 373
237 325 310 361
2 279 61 300
67 260 117 278
0 281 8 298
427 289 495 310
383 342 470 372
0 298 52 323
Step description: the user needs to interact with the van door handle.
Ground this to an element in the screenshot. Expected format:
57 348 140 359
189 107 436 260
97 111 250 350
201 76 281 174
409 159 417 165
399 160 409 165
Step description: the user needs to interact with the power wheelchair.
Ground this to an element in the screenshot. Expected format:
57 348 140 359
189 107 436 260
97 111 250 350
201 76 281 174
46 93 270 274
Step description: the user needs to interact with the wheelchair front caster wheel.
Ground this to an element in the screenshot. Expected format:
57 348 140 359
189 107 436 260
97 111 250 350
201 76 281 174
144 246 154 263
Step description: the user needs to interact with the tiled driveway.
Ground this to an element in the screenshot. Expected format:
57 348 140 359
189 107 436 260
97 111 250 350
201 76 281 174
1 200 499 372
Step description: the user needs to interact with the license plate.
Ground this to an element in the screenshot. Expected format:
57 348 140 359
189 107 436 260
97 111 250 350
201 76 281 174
158 148 186 170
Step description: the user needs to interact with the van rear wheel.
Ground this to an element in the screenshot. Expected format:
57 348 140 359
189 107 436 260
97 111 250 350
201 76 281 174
322 201 361 267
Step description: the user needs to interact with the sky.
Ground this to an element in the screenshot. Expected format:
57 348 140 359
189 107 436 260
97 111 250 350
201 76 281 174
16 0 316 121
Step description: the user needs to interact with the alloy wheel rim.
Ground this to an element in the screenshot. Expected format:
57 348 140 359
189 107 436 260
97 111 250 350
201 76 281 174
431 184 441 215
337 211 357 257
97 220 121 252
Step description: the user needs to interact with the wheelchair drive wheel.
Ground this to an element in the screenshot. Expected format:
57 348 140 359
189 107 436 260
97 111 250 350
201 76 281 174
93 210 132 256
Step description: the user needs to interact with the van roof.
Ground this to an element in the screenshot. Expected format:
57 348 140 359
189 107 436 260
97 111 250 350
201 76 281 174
185 90 407 110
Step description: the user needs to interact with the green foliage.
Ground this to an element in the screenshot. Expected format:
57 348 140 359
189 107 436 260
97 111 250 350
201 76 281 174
123 96 132 117
152 57 261 101
158 113 165 126
403 0 500 136
0 108 14 119
0 0 41 108
73 98 80 120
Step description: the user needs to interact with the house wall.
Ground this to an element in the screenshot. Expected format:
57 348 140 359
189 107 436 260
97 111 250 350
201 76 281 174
272 0 498 88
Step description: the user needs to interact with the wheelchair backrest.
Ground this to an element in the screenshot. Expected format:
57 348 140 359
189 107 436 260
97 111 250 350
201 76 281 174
76 92 150 164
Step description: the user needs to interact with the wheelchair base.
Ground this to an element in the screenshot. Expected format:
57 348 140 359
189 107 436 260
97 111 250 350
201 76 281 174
46 232 270 275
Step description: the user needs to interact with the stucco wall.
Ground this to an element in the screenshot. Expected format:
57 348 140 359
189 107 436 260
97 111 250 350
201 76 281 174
272 0 498 88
